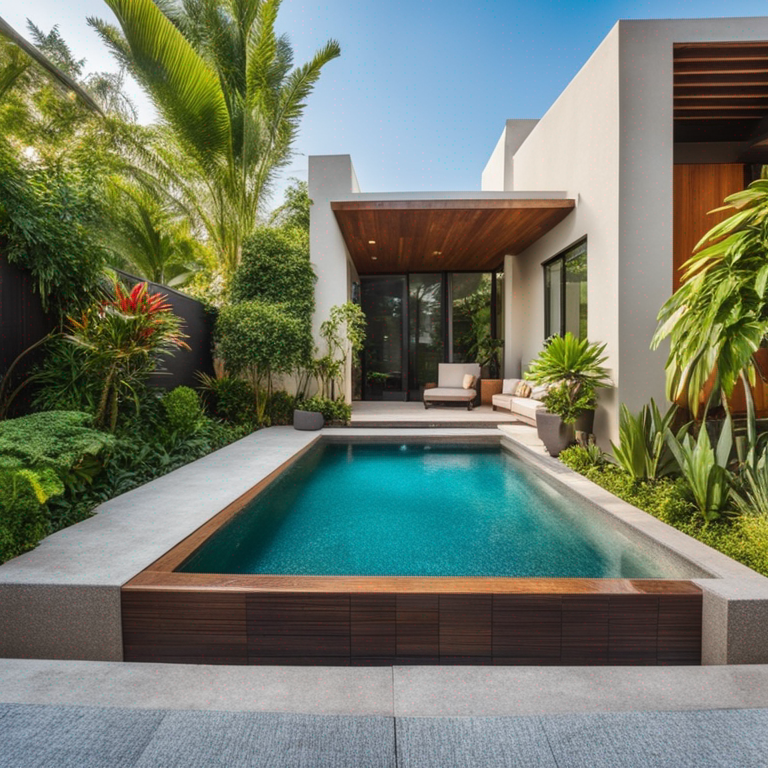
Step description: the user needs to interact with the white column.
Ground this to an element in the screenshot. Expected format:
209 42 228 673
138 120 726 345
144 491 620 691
503 254 521 378
308 155 358 402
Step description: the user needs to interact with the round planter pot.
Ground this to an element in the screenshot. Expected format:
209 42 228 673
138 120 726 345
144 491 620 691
574 409 595 436
293 409 324 431
535 410 575 457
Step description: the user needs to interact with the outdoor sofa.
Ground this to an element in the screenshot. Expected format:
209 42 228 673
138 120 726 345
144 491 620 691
423 363 481 410
491 378 546 425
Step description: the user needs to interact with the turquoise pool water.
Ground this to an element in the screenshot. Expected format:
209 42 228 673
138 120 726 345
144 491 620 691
179 443 675 578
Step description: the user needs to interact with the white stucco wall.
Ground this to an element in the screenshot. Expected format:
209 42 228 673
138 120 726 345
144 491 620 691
308 155 359 401
509 25 621 444
481 120 540 192
616 17 768 423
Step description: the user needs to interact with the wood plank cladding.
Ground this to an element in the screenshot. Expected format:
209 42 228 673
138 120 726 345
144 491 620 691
673 163 747 290
122 582 702 666
674 42 768 142
330 199 574 275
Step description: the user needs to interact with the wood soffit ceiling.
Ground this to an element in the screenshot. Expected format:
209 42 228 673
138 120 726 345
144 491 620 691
331 199 575 275
675 42 768 143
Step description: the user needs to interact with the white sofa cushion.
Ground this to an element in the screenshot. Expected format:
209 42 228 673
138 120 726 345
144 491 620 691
438 363 481 389
502 378 520 395
424 387 476 402
492 393 514 410
510 396 545 421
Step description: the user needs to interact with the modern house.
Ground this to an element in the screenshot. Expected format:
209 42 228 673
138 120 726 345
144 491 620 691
309 16 768 443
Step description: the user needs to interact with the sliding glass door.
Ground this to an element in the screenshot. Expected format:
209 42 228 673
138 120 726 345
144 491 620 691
408 274 443 398
360 272 496 401
361 276 407 399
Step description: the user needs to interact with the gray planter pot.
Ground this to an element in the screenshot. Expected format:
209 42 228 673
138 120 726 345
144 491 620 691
536 410 575 457
574 409 595 436
293 409 324 431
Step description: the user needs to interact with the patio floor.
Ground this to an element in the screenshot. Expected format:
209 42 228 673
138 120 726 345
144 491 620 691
350 401 520 428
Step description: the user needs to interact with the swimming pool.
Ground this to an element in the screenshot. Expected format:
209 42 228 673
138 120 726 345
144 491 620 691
179 443 676 579
123 439 704 666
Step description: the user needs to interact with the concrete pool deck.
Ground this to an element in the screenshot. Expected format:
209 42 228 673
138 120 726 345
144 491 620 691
3 658 768 716
1 425 767 664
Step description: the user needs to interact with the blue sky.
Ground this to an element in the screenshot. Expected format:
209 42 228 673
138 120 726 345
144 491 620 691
5 0 768 205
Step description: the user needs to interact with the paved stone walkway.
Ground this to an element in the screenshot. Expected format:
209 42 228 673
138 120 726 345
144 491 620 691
2 702 768 767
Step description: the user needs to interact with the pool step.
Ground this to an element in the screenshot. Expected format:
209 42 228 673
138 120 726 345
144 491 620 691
497 424 548 453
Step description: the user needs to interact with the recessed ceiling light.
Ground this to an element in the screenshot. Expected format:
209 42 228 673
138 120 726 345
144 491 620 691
433 250 442 256
368 240 376 245
371 256 378 261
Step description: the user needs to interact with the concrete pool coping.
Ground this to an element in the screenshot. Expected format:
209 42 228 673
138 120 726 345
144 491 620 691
0 425 767 663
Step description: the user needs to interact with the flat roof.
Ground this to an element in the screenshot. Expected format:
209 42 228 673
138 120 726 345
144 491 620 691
331 198 575 274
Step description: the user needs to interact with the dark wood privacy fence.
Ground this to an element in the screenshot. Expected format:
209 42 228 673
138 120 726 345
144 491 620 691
0 258 214 412
0 254 55 415
115 270 215 390
122 579 702 666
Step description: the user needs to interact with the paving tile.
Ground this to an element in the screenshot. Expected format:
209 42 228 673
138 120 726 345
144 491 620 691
0 703 165 768
396 715 557 768
133 710 395 768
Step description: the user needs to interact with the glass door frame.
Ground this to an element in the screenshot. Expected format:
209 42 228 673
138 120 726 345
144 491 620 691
359 270 502 401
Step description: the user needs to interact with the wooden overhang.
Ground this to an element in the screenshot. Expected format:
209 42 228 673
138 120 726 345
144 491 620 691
675 41 768 143
331 198 575 275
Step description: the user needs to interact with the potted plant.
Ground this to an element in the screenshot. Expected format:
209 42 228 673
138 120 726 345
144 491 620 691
525 333 611 456
474 335 505 379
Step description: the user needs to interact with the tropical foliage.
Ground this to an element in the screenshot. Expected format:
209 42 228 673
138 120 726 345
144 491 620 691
525 333 611 421
653 176 768 416
104 181 208 287
0 411 113 561
611 400 687 481
90 0 340 276
66 282 189 430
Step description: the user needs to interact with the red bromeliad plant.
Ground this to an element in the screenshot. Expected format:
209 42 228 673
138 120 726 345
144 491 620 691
67 281 189 431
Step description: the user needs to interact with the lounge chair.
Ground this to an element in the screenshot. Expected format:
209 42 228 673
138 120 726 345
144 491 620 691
423 363 481 410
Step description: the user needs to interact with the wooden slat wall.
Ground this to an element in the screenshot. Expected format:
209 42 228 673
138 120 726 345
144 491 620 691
673 163 747 290
122 587 702 666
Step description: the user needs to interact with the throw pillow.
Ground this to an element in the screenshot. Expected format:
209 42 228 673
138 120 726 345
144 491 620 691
529 384 549 401
502 378 520 394
462 374 475 390
514 381 532 398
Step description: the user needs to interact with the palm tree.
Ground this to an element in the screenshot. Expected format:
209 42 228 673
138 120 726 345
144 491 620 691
89 0 340 277
652 175 768 416
105 181 207 287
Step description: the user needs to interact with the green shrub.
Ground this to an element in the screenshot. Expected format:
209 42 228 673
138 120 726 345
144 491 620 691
0 466 64 562
0 411 113 476
0 137 106 313
217 300 308 422
162 387 204 437
267 390 297 426
563 461 768 577
230 227 315 324
559 443 606 474
0 411 112 562
31 338 101 414
197 373 258 426
298 396 352 425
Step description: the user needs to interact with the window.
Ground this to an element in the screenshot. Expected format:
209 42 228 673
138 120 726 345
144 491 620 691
544 239 587 339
